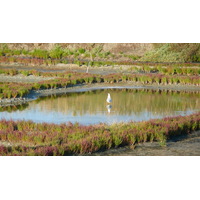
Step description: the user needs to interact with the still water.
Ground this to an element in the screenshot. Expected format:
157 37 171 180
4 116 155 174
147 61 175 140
0 88 200 125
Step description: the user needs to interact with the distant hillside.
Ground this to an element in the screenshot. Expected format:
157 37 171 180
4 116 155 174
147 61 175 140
141 43 200 62
0 43 154 56
0 43 199 63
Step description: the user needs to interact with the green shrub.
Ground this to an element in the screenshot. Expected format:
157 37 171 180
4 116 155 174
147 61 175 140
7 69 17 76
0 49 4 56
78 48 85 54
31 49 49 59
140 43 200 62
49 45 64 59
20 70 29 76
13 50 22 55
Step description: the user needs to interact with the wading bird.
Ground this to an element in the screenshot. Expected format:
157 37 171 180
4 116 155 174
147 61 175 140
106 93 112 103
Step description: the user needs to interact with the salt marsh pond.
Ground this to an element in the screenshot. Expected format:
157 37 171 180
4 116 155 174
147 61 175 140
0 88 199 125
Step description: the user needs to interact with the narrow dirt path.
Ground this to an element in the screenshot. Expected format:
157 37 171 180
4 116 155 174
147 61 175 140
0 74 54 83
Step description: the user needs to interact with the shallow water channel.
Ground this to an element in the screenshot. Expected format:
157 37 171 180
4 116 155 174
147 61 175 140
0 88 200 125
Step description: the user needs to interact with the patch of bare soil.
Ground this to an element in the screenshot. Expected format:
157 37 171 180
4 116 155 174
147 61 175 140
0 64 131 75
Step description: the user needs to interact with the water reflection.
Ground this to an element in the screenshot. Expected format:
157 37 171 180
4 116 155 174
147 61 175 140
106 105 112 114
0 88 200 125
0 103 29 113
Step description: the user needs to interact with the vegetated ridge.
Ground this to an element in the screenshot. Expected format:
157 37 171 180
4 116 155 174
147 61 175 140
0 43 199 63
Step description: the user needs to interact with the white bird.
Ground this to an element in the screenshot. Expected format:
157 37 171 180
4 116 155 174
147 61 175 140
106 93 112 103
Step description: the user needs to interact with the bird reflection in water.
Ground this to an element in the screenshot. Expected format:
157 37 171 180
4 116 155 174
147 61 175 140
106 105 112 114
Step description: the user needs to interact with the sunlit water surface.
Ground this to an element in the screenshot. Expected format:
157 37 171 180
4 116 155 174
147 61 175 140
0 88 200 125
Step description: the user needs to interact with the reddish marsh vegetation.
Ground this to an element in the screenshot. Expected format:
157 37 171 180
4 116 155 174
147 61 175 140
0 112 199 156
1 53 200 67
0 82 32 99
1 71 200 100
130 65 200 75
